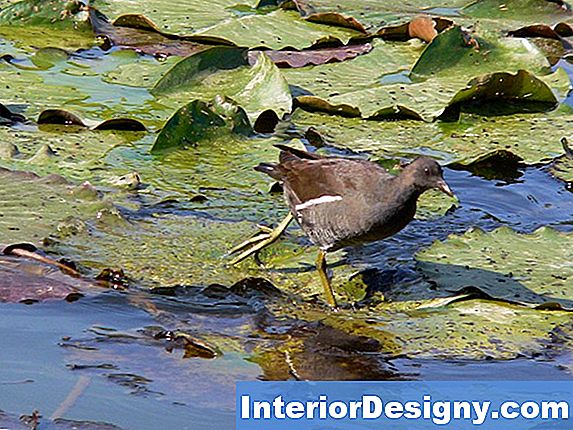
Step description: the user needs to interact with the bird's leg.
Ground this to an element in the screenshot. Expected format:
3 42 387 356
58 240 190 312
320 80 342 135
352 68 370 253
228 213 294 265
316 249 338 308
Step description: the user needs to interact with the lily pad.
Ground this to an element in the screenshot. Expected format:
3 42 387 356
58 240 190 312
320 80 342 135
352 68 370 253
151 96 252 153
0 0 92 31
91 0 258 35
417 226 573 309
152 46 250 93
509 22 573 48
374 300 571 360
411 26 550 77
254 42 373 68
438 69 560 121
152 48 292 124
38 109 147 131
0 167 111 244
463 0 572 22
195 9 363 50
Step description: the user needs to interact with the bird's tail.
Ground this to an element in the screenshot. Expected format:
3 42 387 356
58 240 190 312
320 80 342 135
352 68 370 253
254 162 283 180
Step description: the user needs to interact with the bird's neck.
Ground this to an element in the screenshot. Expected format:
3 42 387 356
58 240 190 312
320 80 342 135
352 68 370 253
391 175 422 205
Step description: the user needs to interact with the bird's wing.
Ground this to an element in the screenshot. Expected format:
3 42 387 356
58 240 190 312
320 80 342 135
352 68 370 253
281 158 396 249
282 158 393 204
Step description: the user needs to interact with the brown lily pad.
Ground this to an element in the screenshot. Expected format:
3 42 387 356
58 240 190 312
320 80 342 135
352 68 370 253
251 43 373 68
91 11 235 58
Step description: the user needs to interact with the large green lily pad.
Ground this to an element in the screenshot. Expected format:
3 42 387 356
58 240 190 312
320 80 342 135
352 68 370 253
259 0 474 30
92 0 258 34
410 26 550 77
151 46 250 93
152 48 292 124
322 299 572 360
195 9 363 50
417 226 573 309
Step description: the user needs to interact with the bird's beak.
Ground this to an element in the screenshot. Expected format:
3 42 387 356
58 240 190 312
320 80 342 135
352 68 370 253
436 179 455 197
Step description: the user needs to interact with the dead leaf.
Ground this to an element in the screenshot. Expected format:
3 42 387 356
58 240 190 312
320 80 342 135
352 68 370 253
408 16 438 43
250 43 372 68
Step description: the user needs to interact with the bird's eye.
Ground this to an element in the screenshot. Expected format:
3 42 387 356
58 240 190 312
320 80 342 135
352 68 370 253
424 167 430 175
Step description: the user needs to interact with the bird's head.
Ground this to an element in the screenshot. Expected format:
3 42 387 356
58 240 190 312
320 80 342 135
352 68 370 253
402 157 454 197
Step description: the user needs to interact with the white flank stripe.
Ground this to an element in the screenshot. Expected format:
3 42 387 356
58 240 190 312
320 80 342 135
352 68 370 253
295 195 342 211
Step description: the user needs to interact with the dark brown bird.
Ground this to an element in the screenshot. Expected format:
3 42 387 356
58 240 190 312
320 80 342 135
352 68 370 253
232 145 454 307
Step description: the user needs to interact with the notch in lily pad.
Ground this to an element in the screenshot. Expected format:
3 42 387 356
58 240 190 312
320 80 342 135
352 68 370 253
151 95 253 153
38 109 147 131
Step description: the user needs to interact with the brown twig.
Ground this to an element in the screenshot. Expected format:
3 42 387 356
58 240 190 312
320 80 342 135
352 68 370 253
6 248 80 277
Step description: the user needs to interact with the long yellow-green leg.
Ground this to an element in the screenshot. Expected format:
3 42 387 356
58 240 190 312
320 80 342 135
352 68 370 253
316 249 337 308
228 213 294 265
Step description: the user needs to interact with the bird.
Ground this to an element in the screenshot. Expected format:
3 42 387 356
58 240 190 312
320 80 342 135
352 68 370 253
230 145 454 308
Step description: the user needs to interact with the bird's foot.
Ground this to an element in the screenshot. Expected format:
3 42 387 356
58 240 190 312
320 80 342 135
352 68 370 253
228 213 294 265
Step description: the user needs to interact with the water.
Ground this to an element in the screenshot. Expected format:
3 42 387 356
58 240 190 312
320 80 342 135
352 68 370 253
0 295 238 429
0 270 571 428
